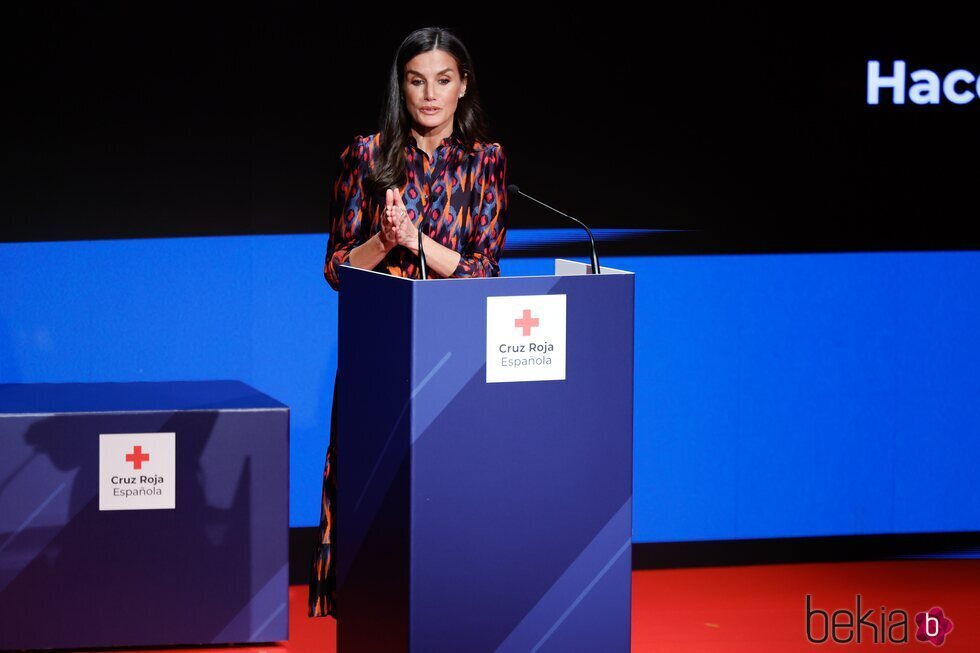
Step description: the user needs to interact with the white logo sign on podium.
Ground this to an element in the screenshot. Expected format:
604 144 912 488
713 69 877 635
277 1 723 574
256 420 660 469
486 294 566 383
99 432 176 511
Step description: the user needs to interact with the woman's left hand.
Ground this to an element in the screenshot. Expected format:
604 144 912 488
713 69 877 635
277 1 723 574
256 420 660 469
389 188 420 252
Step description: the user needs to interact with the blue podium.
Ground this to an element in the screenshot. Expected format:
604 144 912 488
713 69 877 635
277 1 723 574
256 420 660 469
336 260 634 653
0 380 288 649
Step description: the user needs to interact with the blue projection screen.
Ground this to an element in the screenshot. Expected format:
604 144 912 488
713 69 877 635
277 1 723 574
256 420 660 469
1 236 978 540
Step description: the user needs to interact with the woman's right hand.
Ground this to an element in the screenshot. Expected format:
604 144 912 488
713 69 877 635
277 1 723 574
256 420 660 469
378 188 400 252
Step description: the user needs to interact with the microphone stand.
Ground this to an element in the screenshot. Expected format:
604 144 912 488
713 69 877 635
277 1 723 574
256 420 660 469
418 227 428 280
507 184 601 274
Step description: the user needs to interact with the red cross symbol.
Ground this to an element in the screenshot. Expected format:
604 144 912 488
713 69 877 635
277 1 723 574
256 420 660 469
515 309 540 336
125 445 150 470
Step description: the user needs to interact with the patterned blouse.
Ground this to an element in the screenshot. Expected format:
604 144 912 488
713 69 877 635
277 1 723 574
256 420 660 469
323 132 508 290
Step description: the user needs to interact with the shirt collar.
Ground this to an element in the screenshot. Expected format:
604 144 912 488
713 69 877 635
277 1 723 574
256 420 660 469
407 132 463 151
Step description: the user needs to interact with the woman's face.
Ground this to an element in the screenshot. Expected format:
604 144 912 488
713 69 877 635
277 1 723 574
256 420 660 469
402 49 468 134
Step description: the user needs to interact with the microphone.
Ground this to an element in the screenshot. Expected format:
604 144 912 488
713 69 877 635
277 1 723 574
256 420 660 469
418 227 428 280
507 184 601 274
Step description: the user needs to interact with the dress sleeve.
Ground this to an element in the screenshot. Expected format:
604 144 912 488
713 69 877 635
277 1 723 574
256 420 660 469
324 137 369 291
451 143 508 278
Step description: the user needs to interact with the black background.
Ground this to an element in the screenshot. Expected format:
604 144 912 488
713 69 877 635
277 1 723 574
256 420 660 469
3 3 977 252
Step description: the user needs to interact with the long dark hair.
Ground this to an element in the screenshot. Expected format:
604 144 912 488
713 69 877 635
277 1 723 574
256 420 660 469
366 27 491 199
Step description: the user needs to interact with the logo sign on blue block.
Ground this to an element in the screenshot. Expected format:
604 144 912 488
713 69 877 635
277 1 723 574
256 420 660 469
486 294 566 383
99 432 176 511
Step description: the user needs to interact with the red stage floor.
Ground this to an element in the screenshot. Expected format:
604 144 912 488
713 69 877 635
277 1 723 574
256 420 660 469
80 560 978 652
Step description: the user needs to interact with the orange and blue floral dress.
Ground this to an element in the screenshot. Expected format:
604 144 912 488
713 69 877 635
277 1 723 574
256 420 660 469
308 131 509 619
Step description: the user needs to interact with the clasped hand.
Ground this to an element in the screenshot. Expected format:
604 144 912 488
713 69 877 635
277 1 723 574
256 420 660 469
379 187 420 253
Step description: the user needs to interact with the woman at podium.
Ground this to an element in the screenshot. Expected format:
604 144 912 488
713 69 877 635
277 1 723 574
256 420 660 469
309 26 509 619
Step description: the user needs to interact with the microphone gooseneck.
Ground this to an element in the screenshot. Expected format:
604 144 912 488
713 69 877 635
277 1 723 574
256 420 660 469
507 184 601 275
418 227 428 280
